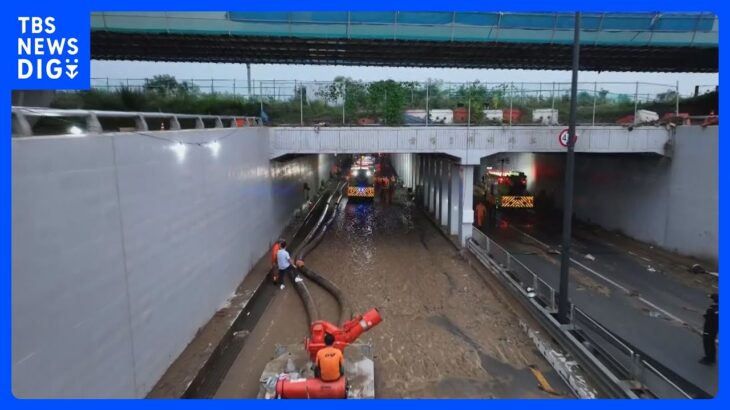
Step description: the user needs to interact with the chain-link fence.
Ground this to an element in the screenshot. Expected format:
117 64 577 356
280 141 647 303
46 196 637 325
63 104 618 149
84 77 717 127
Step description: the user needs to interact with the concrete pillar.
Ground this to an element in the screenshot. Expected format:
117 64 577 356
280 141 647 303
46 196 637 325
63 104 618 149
406 154 413 189
458 165 475 245
425 156 432 211
436 159 443 221
431 157 438 215
407 154 413 188
440 159 449 225
428 157 436 214
449 163 460 235
411 154 416 189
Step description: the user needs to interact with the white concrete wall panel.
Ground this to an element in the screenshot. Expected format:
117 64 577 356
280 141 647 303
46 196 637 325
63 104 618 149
13 136 135 398
12 128 322 398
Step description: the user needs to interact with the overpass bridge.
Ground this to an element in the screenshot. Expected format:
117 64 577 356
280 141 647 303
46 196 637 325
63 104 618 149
270 125 671 163
91 11 718 72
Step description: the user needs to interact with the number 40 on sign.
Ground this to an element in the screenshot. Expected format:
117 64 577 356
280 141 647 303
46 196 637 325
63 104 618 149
558 129 578 147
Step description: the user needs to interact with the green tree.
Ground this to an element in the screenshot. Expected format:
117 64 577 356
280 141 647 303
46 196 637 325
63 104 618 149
366 80 408 125
454 82 488 123
315 76 367 123
144 75 197 96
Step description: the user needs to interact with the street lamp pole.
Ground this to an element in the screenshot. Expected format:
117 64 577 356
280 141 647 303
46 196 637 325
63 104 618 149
557 11 581 324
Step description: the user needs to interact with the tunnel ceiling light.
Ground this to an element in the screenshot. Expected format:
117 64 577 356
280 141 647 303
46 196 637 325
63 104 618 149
68 125 83 135
206 140 221 157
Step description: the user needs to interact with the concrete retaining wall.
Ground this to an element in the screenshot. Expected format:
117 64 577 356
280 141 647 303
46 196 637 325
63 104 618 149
479 126 718 264
12 128 324 398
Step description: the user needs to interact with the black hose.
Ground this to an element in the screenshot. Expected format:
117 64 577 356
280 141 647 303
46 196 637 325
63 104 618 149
296 184 353 324
286 181 354 326
292 273 320 325
285 181 340 326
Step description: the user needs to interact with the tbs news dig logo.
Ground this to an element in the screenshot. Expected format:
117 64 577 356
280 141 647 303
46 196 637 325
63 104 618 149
17 17 79 80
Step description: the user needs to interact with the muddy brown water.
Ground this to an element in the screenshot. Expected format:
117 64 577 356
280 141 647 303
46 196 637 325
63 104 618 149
214 190 567 398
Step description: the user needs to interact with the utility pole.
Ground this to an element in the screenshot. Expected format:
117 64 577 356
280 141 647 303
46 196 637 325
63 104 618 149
557 11 581 324
246 63 252 97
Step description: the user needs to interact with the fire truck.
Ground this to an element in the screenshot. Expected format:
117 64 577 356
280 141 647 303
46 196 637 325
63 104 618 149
485 170 534 209
347 155 376 199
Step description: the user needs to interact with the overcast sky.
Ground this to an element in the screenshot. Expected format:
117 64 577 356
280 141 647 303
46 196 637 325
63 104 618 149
91 61 718 96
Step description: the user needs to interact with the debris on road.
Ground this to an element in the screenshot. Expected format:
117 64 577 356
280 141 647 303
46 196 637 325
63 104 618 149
689 264 707 274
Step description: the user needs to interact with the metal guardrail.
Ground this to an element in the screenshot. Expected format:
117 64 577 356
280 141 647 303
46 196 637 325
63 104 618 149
468 227 703 399
11 106 263 137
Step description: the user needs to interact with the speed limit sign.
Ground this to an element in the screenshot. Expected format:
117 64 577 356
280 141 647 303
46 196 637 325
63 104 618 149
558 128 577 147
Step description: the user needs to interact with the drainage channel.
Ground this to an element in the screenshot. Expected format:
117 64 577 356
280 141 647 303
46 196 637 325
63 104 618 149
183 182 342 398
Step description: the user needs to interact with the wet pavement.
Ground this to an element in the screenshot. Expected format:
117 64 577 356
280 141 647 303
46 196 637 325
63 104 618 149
478 214 718 396
214 190 569 398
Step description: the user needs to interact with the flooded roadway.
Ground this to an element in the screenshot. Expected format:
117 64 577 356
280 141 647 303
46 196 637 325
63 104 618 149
214 188 569 398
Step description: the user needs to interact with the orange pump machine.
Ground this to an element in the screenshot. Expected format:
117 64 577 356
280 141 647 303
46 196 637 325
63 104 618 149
275 308 382 399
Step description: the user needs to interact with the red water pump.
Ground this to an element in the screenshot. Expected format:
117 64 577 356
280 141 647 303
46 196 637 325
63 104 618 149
305 308 382 360
275 375 347 399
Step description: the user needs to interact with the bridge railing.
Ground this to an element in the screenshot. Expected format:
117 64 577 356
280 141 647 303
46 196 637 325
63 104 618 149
468 227 704 398
11 107 262 137
84 78 717 127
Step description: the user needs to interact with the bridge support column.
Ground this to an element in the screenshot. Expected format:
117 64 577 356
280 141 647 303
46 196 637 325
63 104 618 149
440 159 449 226
458 165 475 245
436 159 443 223
428 156 436 214
408 154 416 191
449 163 460 236
421 155 430 209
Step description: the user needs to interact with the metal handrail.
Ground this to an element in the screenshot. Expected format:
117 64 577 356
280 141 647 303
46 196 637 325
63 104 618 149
11 106 263 137
468 226 700 398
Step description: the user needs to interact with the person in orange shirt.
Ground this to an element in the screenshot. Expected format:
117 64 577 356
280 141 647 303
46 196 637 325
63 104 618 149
314 333 344 382
475 202 487 228
270 239 281 284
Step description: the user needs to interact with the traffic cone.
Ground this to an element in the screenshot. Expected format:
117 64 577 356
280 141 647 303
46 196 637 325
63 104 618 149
161 122 166 131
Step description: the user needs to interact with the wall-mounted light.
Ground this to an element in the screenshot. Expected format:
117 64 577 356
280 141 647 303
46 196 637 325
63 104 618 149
206 140 221 157
170 142 187 162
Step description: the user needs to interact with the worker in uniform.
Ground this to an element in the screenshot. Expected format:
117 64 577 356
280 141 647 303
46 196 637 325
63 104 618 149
381 176 390 204
270 239 282 285
314 333 344 382
699 293 719 365
475 201 487 228
276 240 294 290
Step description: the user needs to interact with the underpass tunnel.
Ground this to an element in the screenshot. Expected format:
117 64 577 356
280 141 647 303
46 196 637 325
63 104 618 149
476 125 718 266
